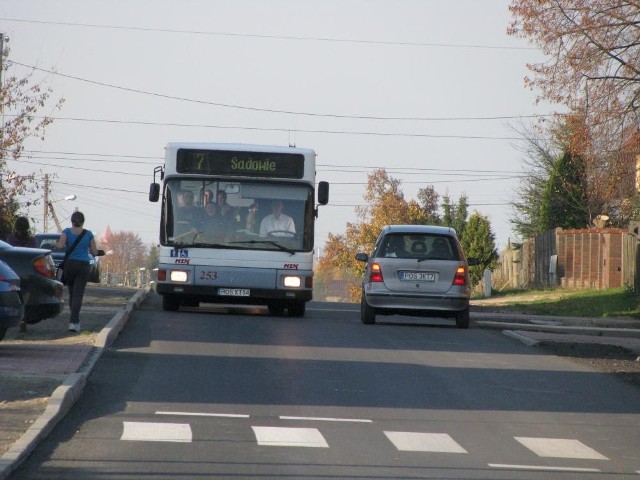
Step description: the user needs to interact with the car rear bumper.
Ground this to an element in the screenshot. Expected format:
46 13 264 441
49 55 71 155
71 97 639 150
365 291 469 314
22 278 64 324
24 301 64 324
0 291 24 328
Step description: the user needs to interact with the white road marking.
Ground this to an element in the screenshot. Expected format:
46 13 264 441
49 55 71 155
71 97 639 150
252 426 329 448
280 416 372 423
156 411 250 418
121 421 192 443
489 464 601 473
515 437 608 460
384 432 468 453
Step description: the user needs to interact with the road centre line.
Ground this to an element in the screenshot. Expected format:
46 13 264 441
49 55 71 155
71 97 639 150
489 464 600 473
156 411 250 418
155 411 370 423
280 416 373 423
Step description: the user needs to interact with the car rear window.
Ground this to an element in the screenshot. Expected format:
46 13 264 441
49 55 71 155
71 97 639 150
379 234 459 260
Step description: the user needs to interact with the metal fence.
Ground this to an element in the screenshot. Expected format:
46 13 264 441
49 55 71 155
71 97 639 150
101 268 156 288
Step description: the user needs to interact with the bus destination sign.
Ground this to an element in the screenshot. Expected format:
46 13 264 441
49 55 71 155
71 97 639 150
177 149 305 179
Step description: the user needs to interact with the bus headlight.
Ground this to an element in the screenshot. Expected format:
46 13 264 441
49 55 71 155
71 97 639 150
170 270 189 282
283 276 301 288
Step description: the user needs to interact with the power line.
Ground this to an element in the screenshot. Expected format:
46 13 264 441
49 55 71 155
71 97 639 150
0 17 537 51
12 150 525 177
9 62 549 124
8 113 532 141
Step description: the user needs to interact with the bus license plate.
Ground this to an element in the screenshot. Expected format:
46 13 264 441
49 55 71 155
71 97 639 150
218 288 250 297
400 271 437 282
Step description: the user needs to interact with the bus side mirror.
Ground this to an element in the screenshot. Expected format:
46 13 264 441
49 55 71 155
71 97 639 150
149 183 160 202
317 181 329 205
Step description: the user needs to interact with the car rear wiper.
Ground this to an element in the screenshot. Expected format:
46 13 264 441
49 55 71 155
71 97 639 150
229 240 296 255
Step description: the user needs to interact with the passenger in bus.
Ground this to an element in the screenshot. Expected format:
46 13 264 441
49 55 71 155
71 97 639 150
203 189 214 205
244 201 260 232
173 189 200 237
259 200 295 236
216 190 233 218
177 189 195 208
199 202 232 238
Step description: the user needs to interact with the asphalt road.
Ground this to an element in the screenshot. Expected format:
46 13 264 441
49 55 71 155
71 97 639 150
10 294 640 479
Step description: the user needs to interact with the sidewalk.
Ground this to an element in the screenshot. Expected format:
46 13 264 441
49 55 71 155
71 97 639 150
473 309 640 354
0 285 148 480
0 290 638 479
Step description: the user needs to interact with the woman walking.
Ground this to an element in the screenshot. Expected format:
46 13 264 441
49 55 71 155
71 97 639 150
54 211 101 332
6 216 37 248
6 216 37 332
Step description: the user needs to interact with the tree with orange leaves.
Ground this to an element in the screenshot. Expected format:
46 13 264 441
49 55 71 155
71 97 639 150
508 0 640 156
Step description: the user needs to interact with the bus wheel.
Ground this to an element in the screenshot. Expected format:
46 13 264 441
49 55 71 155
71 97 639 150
288 301 306 317
268 304 285 316
162 294 180 312
184 296 199 308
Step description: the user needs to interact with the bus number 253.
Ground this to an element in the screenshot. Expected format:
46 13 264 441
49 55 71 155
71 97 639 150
200 271 218 280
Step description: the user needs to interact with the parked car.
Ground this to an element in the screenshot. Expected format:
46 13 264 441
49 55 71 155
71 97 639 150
355 225 478 328
0 259 24 340
34 233 101 283
0 240 64 324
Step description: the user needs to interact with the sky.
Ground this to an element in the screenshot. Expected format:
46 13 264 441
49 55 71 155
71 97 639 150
1 1 553 252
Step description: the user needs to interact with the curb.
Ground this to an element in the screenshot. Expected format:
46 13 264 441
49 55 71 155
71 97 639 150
0 287 149 480
475 320 640 339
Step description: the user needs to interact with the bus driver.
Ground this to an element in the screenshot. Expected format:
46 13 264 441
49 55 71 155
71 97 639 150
259 199 295 236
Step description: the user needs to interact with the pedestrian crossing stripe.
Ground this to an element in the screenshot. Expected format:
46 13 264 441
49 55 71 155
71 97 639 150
118 420 612 463
121 421 192 443
515 437 608 460
252 426 329 448
385 432 468 453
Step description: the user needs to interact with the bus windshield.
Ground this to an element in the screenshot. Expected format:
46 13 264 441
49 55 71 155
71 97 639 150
161 178 315 252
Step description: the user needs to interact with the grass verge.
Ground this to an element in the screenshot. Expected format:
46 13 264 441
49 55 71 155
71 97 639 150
474 287 640 318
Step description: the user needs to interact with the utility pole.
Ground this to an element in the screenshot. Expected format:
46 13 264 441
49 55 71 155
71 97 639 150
44 174 50 232
0 32 4 92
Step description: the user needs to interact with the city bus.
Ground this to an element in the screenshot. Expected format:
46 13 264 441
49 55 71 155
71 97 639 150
149 142 329 316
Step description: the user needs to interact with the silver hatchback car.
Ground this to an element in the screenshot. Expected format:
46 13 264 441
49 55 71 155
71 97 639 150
355 225 478 328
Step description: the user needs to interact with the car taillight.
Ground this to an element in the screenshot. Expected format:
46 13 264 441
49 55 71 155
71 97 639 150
33 256 55 278
452 266 467 286
370 263 383 282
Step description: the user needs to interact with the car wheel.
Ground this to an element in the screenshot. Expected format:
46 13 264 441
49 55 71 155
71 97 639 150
455 307 470 329
268 304 285 316
162 294 180 312
0 327 7 341
361 294 376 325
288 301 306 317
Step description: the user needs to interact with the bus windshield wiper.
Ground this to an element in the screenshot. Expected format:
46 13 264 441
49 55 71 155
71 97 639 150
229 240 296 255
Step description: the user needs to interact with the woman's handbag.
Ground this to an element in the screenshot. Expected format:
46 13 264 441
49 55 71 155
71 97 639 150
58 229 86 285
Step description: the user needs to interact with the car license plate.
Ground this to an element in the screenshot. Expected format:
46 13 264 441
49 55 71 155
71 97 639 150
400 271 437 282
218 288 250 297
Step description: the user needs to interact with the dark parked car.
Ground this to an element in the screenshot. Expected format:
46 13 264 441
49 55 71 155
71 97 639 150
355 225 478 328
0 259 24 340
34 233 101 283
0 240 63 324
